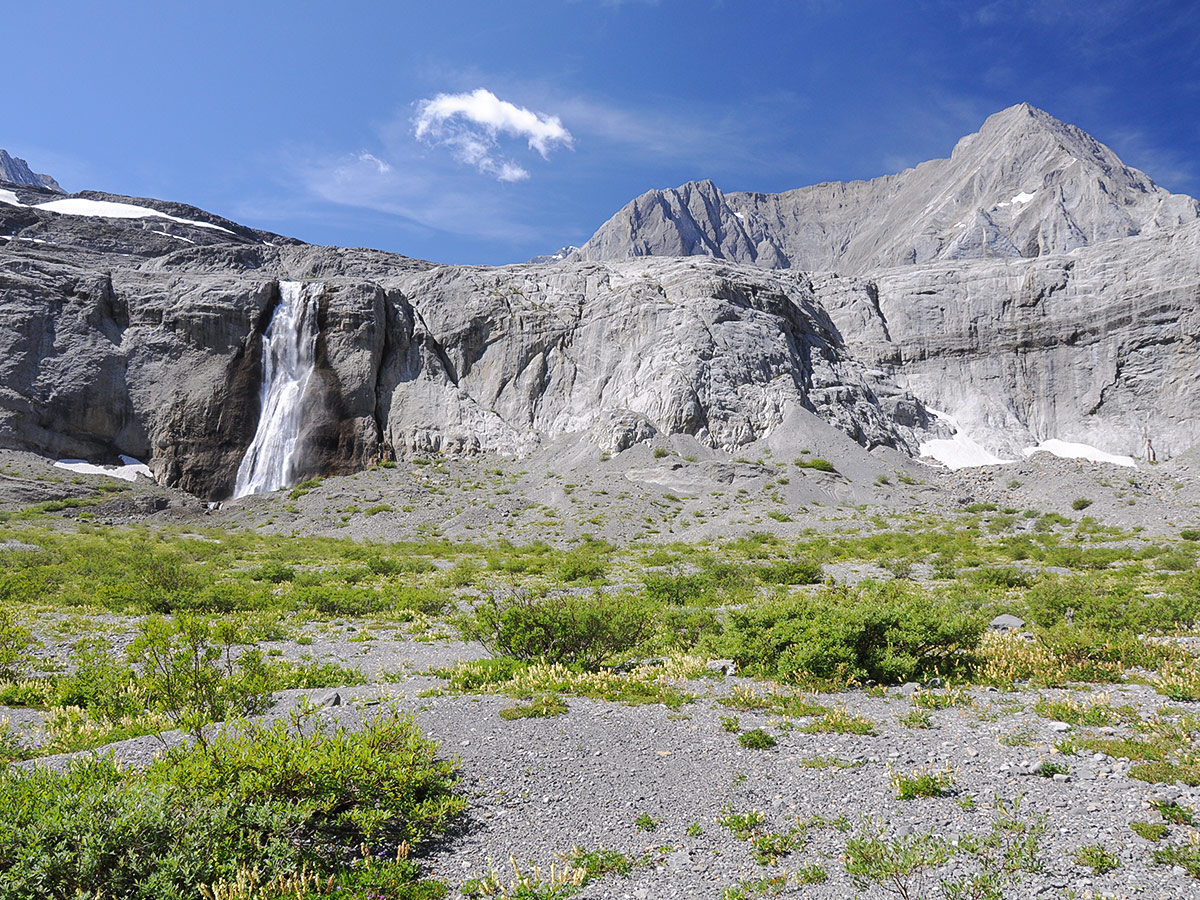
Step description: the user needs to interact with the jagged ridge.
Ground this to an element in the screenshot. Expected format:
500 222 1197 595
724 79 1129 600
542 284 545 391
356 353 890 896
0 149 64 193
572 103 1200 275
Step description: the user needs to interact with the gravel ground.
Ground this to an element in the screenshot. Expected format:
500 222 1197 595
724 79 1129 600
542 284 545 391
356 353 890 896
13 632 1199 900
3 445 1200 897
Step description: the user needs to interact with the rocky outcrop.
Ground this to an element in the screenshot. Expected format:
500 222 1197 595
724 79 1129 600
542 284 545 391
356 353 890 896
816 219 1200 459
380 260 936 459
0 150 63 193
572 104 1200 275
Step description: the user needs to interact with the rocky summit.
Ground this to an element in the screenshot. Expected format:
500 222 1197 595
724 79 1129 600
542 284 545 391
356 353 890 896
1 103 1199 500
0 150 64 193
570 104 1200 274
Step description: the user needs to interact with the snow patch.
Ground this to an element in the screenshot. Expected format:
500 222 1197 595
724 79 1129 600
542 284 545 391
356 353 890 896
921 434 1013 470
1010 190 1036 205
1022 439 1136 468
55 455 153 482
0 188 23 207
920 409 1014 470
734 212 745 220
32 198 235 234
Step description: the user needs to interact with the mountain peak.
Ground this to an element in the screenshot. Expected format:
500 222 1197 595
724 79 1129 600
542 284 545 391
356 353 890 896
0 149 64 193
573 105 1199 274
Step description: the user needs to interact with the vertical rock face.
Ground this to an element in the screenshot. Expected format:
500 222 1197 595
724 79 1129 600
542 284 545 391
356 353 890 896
378 259 934 459
572 104 1200 275
815 219 1200 459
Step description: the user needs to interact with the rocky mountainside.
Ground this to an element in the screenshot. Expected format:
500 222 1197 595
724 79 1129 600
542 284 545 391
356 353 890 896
0 181 936 498
571 104 1200 275
0 150 64 193
1 104 1198 499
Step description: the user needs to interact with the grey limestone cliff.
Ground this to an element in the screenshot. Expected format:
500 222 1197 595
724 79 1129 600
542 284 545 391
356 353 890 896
0 188 936 497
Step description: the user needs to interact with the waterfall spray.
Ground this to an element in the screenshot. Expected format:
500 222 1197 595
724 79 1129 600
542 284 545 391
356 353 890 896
233 281 322 497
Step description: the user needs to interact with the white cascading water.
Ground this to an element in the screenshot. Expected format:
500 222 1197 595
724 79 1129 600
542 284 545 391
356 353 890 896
233 281 322 497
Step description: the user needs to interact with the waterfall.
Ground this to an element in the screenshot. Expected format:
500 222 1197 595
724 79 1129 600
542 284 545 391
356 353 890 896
233 281 322 498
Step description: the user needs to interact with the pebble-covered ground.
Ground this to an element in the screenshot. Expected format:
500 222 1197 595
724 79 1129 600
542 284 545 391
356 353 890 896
3 445 1200 898
15 626 1200 900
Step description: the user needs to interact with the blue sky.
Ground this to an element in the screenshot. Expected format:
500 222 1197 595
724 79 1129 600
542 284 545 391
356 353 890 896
4 1 1198 265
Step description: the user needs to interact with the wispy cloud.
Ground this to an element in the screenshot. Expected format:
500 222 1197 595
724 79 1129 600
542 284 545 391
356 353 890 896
413 88 573 182
288 146 542 242
279 85 812 243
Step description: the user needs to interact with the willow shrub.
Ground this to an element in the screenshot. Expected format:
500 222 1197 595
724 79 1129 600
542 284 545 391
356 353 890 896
0 714 462 900
710 581 985 686
459 590 659 671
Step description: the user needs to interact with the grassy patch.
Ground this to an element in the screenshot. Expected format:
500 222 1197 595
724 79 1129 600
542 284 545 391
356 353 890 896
1075 844 1120 874
802 705 876 735
738 728 776 750
890 763 955 800
498 694 568 719
1130 821 1169 841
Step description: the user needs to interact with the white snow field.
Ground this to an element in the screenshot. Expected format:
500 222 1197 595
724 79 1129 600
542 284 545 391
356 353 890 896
54 455 153 482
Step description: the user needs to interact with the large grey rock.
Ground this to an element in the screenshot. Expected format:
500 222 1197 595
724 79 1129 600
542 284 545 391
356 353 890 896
572 104 1199 275
378 259 935 459
0 196 936 497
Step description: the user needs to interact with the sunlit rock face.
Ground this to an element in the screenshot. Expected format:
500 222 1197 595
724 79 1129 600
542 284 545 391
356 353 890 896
571 104 1199 275
2 103 1199 496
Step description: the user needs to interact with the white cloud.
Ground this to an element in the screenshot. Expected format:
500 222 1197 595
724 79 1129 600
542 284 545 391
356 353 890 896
413 88 572 181
357 152 392 174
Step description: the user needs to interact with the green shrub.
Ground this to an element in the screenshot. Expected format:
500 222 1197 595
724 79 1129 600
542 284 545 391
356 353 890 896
635 812 658 831
1152 800 1195 825
251 561 296 583
755 558 822 585
795 457 836 473
127 615 274 743
569 846 633 879
459 590 658 671
1130 821 1169 841
1075 844 1120 874
710 581 983 685
1152 844 1200 878
293 584 387 616
0 714 461 899
1071 498 1093 511
1025 574 1200 635
56 637 143 720
970 566 1034 589
0 605 33 678
1035 760 1070 778
738 729 777 750
656 606 721 651
555 549 608 584
891 764 954 799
